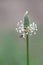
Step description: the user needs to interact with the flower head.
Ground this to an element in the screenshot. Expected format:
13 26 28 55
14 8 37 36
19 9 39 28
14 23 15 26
16 11 38 38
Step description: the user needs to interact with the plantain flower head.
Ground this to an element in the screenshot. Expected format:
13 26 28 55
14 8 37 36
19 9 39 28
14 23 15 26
16 11 38 38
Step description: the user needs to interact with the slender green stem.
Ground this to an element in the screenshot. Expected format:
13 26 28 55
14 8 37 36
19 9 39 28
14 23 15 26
26 34 29 65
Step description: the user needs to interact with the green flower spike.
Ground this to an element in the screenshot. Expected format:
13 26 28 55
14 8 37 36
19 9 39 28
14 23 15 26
24 11 29 28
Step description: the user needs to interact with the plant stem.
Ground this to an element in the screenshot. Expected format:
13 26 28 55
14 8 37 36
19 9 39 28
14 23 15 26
26 34 29 65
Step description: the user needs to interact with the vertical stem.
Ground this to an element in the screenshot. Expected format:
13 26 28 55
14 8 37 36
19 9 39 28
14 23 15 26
26 34 29 65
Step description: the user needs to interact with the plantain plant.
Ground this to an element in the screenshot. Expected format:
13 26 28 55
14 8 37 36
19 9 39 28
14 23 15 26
16 11 38 65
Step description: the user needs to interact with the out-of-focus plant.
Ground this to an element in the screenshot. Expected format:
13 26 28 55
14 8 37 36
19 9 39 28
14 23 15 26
16 11 38 65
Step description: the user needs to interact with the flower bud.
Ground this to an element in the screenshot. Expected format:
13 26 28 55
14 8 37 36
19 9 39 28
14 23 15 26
24 11 29 28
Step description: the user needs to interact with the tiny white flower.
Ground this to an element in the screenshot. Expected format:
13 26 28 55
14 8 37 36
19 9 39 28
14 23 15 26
19 30 22 33
16 28 17 31
33 22 34 26
21 28 24 32
31 30 33 33
18 26 21 29
35 24 37 28
20 20 23 23
23 33 25 38
16 28 18 32
21 24 24 27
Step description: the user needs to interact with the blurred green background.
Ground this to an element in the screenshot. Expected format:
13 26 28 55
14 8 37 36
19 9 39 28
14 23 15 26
0 0 43 65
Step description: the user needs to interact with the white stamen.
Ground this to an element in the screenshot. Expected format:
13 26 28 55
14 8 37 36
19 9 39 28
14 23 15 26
20 20 22 23
19 26 21 29
31 30 33 33
35 24 37 28
23 33 25 38
19 30 22 33
16 28 18 32
21 24 23 27
21 28 24 31
33 22 35 26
